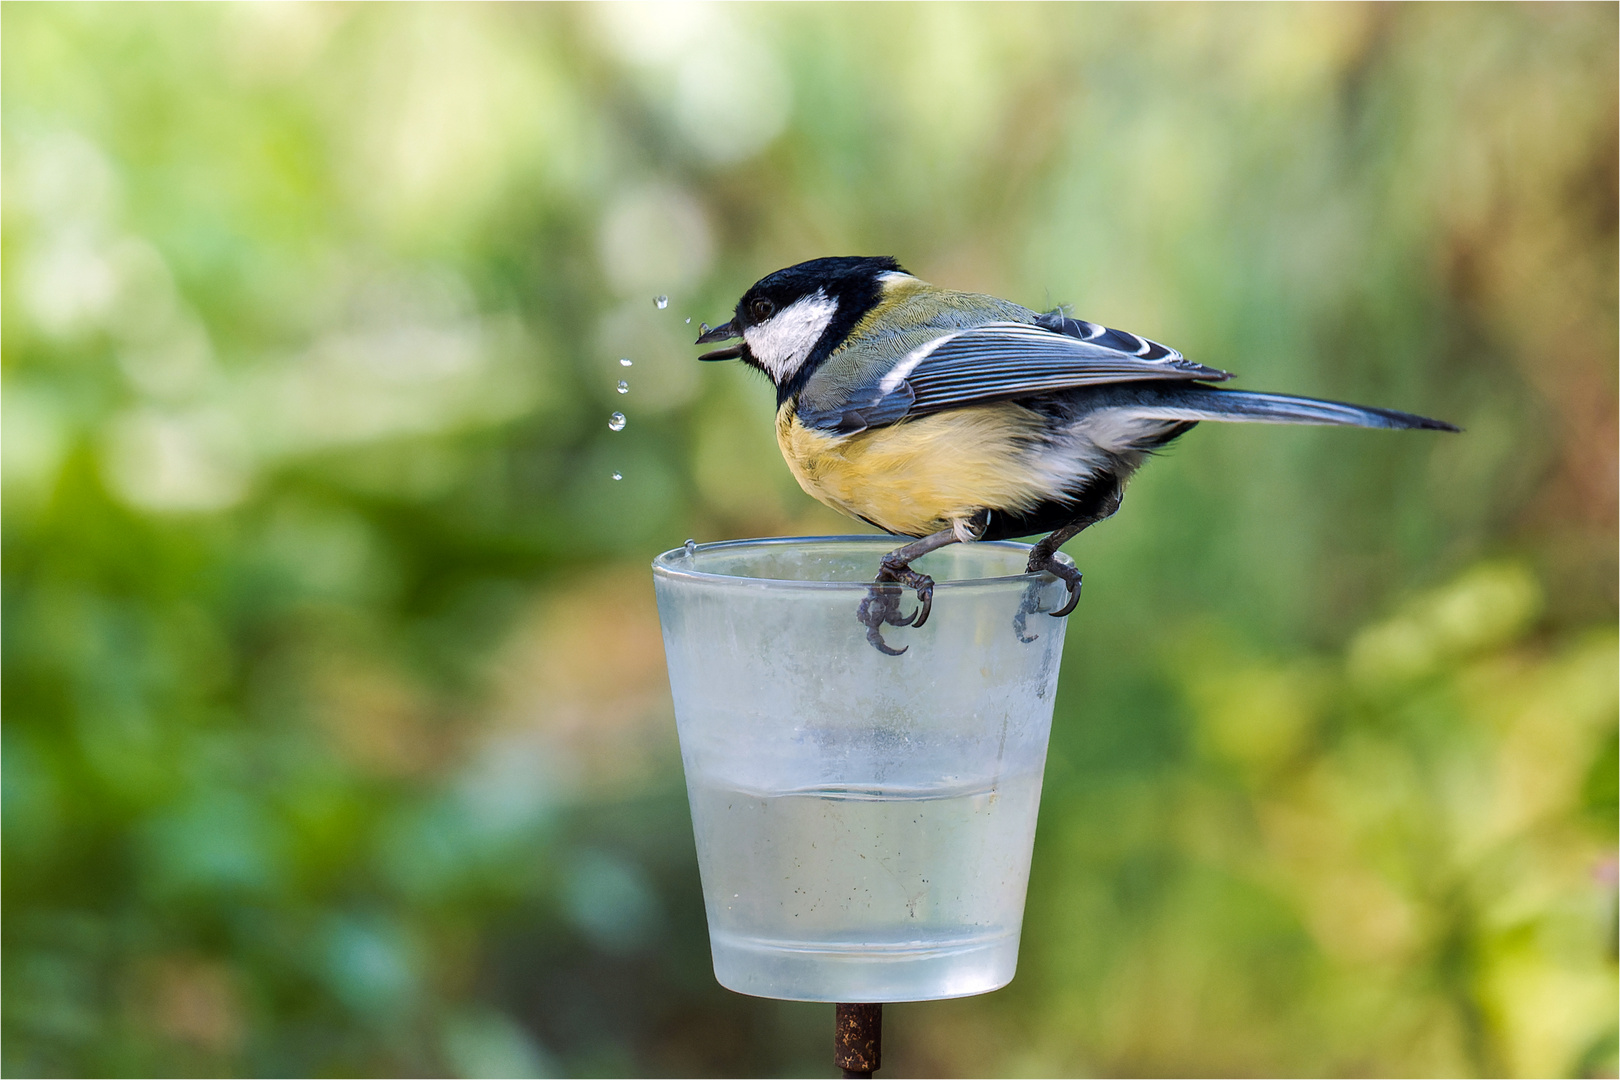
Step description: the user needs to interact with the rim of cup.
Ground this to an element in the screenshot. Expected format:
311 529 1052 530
651 535 1074 592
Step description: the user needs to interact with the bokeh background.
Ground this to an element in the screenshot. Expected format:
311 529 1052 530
4 3 1615 1077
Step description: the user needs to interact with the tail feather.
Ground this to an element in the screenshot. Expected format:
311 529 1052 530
1120 386 1459 432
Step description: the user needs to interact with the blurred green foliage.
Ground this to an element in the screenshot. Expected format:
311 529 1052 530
3 3 1615 1077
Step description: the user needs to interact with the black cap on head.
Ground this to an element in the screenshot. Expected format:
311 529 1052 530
736 256 905 327
695 256 909 396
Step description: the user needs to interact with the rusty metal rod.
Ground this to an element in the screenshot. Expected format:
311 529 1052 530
834 1002 882 1078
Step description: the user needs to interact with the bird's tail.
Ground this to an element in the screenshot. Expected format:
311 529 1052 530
1121 386 1459 432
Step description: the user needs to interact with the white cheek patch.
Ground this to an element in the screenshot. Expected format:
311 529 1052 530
742 290 838 382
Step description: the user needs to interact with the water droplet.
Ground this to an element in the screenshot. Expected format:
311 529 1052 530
684 317 691 324
685 538 697 557
616 380 629 394
619 358 632 367
608 411 626 431
611 471 623 481
654 295 669 309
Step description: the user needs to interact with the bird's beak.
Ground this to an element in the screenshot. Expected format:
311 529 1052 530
695 319 738 343
695 319 744 361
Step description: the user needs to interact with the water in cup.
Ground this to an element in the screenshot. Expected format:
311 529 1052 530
689 771 1044 1001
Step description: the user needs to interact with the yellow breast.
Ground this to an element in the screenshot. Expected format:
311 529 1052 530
775 401 1056 538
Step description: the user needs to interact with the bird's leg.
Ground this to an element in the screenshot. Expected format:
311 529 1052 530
1015 524 1085 642
1015 484 1123 642
858 528 961 655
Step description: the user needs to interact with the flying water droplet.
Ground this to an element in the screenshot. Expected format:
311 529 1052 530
616 380 629 394
611 471 623 481
619 358 632 367
654 295 669 309
685 538 697 557
608 411 626 431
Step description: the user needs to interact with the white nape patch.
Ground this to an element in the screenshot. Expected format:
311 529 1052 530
742 289 838 383
878 271 916 286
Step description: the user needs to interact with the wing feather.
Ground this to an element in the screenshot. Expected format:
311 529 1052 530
796 320 1229 433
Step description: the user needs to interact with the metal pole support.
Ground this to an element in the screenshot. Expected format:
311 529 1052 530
834 1002 882 1078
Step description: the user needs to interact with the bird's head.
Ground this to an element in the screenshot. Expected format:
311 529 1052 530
696 256 907 395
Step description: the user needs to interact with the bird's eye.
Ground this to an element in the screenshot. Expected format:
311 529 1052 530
750 299 775 322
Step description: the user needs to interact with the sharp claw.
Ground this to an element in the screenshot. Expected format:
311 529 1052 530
1053 577 1082 617
911 587 934 629
1029 556 1082 618
1014 559 1080 643
866 623 907 655
859 545 955 655
859 565 937 653
859 581 914 654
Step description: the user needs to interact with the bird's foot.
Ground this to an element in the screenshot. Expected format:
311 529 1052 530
857 558 937 655
1014 554 1082 643
857 582 914 656
879 554 936 628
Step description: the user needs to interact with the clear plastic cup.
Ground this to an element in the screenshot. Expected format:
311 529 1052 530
652 536 1073 1002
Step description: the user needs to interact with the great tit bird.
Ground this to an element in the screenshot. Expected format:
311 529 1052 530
696 256 1457 654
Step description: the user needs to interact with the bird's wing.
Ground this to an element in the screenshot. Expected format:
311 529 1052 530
796 317 1230 434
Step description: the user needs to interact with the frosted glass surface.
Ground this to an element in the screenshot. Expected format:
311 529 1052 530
653 537 1071 1002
